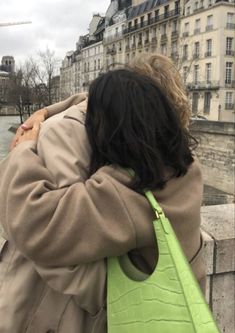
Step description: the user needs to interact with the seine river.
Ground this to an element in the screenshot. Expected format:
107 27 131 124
0 116 20 160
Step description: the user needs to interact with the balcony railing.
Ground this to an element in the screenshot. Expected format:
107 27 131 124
225 80 235 87
193 6 204 12
103 32 123 44
171 30 179 39
226 23 235 29
106 47 116 55
225 103 234 110
193 53 200 59
131 43 136 49
226 50 235 56
123 8 180 35
205 51 212 57
161 34 168 43
206 25 213 31
182 55 188 61
187 81 220 90
183 31 189 37
137 41 143 48
125 45 130 52
151 37 157 44
194 28 201 34
144 39 150 45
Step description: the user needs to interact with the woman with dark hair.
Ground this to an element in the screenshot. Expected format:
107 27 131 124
0 69 204 332
86 69 195 190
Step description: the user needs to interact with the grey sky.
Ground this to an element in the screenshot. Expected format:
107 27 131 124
0 0 110 66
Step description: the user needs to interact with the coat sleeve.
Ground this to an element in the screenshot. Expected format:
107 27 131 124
32 116 106 311
46 93 87 117
37 117 91 187
0 142 143 267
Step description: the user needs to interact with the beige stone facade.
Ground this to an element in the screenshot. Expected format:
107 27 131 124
180 0 235 121
81 41 104 91
58 0 235 122
103 11 127 69
123 0 181 61
60 51 77 99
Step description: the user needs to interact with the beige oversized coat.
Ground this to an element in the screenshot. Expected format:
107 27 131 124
0 93 206 332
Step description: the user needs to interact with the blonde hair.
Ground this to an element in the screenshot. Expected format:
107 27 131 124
127 53 191 128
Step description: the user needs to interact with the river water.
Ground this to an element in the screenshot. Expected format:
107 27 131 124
0 116 20 160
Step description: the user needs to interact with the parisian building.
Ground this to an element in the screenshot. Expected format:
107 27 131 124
181 0 235 121
123 0 181 61
59 0 235 121
60 14 105 98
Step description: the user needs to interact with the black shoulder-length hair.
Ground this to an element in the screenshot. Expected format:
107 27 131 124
85 69 196 191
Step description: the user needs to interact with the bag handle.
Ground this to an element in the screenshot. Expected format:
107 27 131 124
127 169 165 219
144 190 165 219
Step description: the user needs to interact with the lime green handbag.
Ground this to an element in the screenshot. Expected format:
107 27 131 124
107 190 220 333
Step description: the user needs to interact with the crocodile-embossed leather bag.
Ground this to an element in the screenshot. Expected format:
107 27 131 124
107 190 220 333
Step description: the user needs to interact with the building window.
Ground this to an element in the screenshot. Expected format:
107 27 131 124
132 35 136 46
172 20 177 32
205 39 212 57
227 12 234 23
227 13 235 29
206 15 213 30
208 0 212 6
172 41 177 52
226 37 234 55
194 64 199 83
194 19 201 34
184 22 189 36
134 19 138 29
155 9 159 20
194 42 200 58
192 92 199 114
161 43 167 55
205 63 212 83
94 60 96 71
225 62 233 84
194 1 199 10
187 6 190 15
140 16 144 27
225 92 234 109
98 59 100 70
171 41 178 59
183 44 188 59
175 1 180 12
164 5 169 18
183 66 188 83
162 23 167 35
204 92 211 114
147 13 152 24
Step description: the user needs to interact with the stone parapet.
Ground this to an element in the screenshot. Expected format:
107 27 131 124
201 204 235 333
190 120 235 196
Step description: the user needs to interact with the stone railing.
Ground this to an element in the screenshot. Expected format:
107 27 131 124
201 204 235 333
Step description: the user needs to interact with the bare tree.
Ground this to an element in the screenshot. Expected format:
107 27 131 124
6 48 59 122
30 48 59 106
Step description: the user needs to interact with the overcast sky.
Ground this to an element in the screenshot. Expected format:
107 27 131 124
0 0 110 67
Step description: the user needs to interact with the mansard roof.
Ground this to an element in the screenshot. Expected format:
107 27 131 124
127 0 168 19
